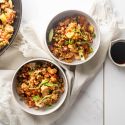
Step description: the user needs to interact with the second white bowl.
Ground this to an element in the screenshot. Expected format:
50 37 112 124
45 10 100 65
12 58 68 115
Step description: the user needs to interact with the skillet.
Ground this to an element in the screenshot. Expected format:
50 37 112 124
0 0 22 55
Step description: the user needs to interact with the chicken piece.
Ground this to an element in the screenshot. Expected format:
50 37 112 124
59 22 64 26
4 8 15 23
21 83 29 91
4 24 13 33
75 54 80 60
35 101 45 108
68 44 74 49
50 75 57 82
47 67 57 75
64 18 70 26
28 100 35 108
51 94 58 101
68 22 77 29
41 68 47 75
65 52 74 59
41 85 49 97
25 91 31 96
78 16 85 25
1 1 10 9
16 87 24 95
43 98 52 106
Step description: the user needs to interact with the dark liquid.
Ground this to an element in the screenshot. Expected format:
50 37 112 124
111 41 125 64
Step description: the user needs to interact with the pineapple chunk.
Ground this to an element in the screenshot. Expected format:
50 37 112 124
88 25 94 33
0 14 7 24
66 32 74 38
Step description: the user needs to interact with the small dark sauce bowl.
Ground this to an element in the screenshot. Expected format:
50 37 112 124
109 39 125 67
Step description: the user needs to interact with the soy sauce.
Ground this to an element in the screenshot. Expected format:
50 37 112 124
111 41 125 64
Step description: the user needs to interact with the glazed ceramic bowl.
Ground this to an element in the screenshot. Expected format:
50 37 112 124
45 10 100 65
12 58 68 115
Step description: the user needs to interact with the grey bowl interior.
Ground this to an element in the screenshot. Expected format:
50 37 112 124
12 58 68 115
46 10 100 65
0 0 22 56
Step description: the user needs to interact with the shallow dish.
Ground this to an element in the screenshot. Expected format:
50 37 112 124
12 58 68 115
45 10 100 65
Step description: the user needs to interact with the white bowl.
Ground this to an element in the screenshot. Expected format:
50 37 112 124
12 58 68 115
45 10 100 65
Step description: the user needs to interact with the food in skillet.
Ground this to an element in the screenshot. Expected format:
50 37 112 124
16 62 64 109
0 0 16 48
48 15 96 63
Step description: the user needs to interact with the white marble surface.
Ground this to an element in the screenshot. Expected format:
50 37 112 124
105 58 125 125
55 69 103 125
104 0 125 124
1 0 125 125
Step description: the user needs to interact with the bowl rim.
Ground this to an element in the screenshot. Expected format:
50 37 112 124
12 58 69 115
45 10 100 66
